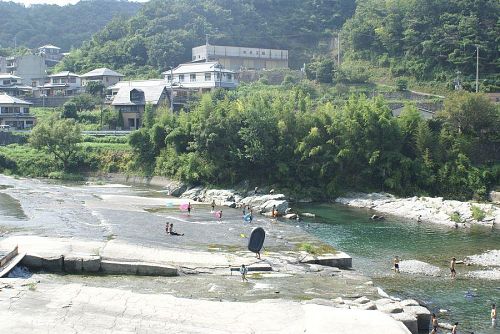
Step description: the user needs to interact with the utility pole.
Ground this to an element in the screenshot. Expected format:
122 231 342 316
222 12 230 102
206 34 209 46
337 32 341 66
475 45 479 93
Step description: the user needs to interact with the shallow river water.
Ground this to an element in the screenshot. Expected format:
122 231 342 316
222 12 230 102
0 177 498 333
295 203 500 334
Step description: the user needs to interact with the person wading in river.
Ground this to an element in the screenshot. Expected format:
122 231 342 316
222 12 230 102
450 257 457 279
393 256 400 273
492 304 497 328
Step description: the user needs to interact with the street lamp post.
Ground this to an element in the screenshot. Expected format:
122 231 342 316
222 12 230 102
169 66 174 111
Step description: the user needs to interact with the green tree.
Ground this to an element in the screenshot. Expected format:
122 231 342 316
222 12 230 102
29 117 82 171
85 81 105 97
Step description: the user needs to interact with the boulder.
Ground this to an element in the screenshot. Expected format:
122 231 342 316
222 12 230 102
258 199 289 214
181 187 206 201
353 296 371 305
358 302 377 310
374 298 393 306
205 189 237 203
400 299 420 307
391 312 418 334
168 183 187 197
403 305 431 331
378 302 403 314
222 201 236 208
284 213 297 219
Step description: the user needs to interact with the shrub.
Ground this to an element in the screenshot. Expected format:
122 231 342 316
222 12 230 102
471 205 486 221
450 212 462 224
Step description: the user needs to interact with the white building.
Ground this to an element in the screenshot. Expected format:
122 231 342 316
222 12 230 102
0 74 32 97
80 68 124 88
192 45 288 71
162 62 238 93
0 93 36 129
38 44 63 67
38 71 82 96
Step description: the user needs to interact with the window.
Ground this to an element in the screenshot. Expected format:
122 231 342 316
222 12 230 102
243 51 246 54
205 73 211 81
166 75 172 82
179 74 184 82
53 78 60 84
192 56 196 60
24 108 30 114
69 77 76 83
190 74 196 82
249 51 253 54
227 73 232 80
262 51 265 55
14 107 20 113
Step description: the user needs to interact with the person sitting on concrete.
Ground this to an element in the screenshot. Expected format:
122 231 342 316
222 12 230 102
168 223 184 236
165 222 171 234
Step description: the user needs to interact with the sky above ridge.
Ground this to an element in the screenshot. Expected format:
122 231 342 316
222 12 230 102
0 0 147 5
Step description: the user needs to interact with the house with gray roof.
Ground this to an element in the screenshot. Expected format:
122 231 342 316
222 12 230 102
0 74 33 97
38 71 82 96
0 93 36 129
110 80 169 130
80 68 124 88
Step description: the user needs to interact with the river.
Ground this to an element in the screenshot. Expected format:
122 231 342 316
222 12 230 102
295 203 500 334
0 177 498 333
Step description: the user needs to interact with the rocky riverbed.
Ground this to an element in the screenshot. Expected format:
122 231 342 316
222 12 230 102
0 175 419 334
336 192 500 228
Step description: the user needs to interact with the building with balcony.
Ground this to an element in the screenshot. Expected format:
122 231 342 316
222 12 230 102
38 44 64 67
38 71 82 96
192 44 288 71
80 68 124 88
0 74 33 97
162 62 237 93
0 93 36 129
109 80 169 130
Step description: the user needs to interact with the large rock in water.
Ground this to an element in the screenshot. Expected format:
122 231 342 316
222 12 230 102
240 194 289 214
204 189 237 204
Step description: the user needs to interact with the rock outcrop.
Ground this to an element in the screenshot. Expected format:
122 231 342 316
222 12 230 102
336 192 500 228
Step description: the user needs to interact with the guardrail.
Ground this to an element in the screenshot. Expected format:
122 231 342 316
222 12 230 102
83 131 132 136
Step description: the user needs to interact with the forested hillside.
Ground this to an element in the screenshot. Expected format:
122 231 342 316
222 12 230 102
342 0 500 90
57 0 356 77
0 0 142 51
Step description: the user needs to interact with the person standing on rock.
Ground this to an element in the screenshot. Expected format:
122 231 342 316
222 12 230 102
187 202 192 215
272 205 276 218
393 256 400 273
431 313 438 333
450 257 457 279
492 304 497 328
211 200 215 212
240 264 248 282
